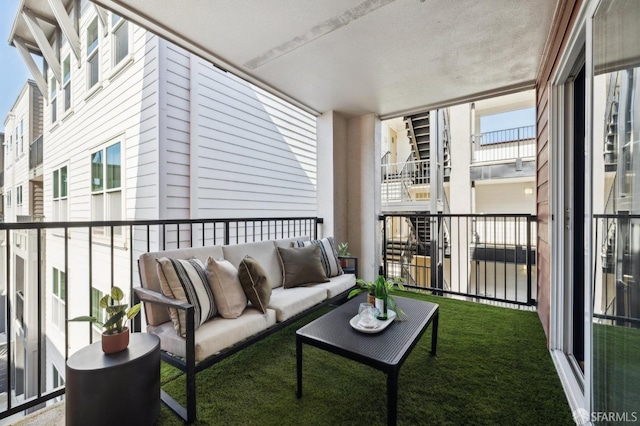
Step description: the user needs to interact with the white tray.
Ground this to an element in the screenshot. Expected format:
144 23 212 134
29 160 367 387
349 310 396 334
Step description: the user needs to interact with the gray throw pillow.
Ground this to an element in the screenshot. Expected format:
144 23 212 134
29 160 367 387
277 244 329 289
237 256 272 314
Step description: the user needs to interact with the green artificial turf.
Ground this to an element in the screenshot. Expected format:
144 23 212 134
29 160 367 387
593 323 640 418
155 291 573 425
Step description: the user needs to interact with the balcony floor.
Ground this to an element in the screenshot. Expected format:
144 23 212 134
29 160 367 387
11 291 572 425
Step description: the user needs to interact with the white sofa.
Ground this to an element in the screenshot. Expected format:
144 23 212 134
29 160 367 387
136 236 356 423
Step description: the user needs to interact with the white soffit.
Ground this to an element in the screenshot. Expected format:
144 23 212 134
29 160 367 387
92 0 559 118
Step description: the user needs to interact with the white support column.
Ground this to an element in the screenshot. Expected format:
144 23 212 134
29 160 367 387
449 104 473 293
22 9 62 84
13 38 47 97
347 114 381 281
47 0 80 60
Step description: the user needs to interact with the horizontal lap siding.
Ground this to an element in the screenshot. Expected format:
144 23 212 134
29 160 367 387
194 62 317 218
162 43 192 218
535 0 583 341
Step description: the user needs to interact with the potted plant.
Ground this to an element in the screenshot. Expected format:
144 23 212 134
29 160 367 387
337 242 350 269
348 275 406 319
70 286 142 354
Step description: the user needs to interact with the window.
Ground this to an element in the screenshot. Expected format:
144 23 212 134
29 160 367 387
91 142 122 235
14 126 18 159
63 56 71 112
52 364 65 401
53 166 68 221
52 267 66 331
16 185 22 207
50 78 57 123
111 14 129 66
91 288 107 326
6 190 11 208
87 18 100 89
19 119 23 154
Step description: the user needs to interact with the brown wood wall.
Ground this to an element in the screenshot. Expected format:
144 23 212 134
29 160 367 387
535 0 583 342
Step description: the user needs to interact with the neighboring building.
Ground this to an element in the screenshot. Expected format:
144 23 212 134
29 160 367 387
6 0 318 410
380 91 536 301
1 79 44 408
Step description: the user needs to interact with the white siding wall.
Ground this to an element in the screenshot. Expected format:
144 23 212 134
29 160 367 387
42 1 160 355
189 57 317 218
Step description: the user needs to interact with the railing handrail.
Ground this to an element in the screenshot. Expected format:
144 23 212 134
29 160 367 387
0 216 322 230
0 215 322 420
473 125 536 143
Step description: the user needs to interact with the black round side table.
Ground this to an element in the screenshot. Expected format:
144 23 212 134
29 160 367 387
65 332 160 426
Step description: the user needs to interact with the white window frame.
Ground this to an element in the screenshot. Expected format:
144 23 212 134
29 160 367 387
16 185 22 207
6 190 11 208
53 165 68 221
110 13 133 78
62 55 72 113
51 267 66 332
50 77 58 124
91 139 123 238
19 119 23 154
86 17 101 96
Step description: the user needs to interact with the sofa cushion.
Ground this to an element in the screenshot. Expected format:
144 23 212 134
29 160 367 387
296 237 343 278
277 245 329 288
147 308 277 361
139 246 224 326
309 273 356 299
237 256 272 313
222 241 283 290
273 236 310 248
268 286 326 322
156 258 217 336
205 258 247 319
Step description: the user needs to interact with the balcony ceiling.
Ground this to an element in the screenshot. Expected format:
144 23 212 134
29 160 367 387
52 0 559 118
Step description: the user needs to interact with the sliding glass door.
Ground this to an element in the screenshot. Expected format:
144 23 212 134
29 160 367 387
591 0 640 421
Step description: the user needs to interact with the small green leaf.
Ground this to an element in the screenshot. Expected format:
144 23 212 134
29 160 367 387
69 315 97 323
99 294 110 309
126 303 142 319
110 286 124 302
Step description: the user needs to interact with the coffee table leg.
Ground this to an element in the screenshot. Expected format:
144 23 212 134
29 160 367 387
387 369 398 426
431 310 439 356
296 336 302 398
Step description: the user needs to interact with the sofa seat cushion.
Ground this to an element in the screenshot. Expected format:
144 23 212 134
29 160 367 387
309 273 356 299
147 308 277 362
268 286 326 322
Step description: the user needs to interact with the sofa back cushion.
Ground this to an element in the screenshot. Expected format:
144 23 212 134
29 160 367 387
222 240 283 289
139 246 224 325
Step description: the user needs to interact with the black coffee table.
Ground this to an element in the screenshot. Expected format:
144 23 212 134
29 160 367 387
296 293 439 426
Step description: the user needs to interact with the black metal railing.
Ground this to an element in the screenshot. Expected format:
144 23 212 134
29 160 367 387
471 125 536 163
594 213 640 327
0 216 321 420
29 136 43 170
381 213 537 306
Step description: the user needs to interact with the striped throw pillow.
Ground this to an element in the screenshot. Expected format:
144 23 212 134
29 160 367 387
296 237 344 278
156 258 217 337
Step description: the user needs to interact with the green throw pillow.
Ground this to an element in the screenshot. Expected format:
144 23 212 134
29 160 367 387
277 244 329 288
237 256 272 314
